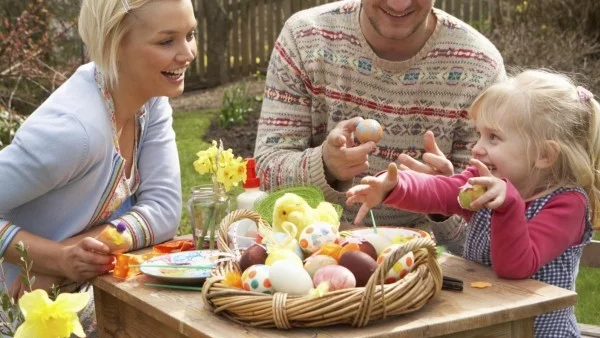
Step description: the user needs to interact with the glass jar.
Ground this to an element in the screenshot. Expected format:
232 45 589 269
187 184 231 250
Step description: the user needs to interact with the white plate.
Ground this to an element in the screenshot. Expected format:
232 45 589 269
141 250 219 284
350 226 429 241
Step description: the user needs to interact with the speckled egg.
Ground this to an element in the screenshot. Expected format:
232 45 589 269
299 222 340 254
377 244 415 283
241 264 273 294
355 119 383 144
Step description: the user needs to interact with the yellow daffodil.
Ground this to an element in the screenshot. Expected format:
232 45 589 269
194 139 246 192
15 289 89 338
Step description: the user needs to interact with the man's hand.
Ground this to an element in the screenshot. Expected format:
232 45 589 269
346 162 399 225
397 130 454 176
323 117 376 182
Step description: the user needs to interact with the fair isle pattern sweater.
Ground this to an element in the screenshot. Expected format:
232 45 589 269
254 0 506 228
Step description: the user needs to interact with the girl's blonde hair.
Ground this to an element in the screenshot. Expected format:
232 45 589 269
470 70 600 227
78 0 153 88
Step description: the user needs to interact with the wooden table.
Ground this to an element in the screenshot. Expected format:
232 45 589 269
93 249 577 338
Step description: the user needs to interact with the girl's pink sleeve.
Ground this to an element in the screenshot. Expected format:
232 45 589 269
490 182 587 279
382 167 478 219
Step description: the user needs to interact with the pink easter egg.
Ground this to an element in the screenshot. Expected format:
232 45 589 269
313 265 356 291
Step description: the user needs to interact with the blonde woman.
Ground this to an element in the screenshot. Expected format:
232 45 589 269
0 0 196 334
347 70 599 337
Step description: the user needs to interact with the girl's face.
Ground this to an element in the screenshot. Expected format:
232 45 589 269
118 0 197 100
471 111 536 196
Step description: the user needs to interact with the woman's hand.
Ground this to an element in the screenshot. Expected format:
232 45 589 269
397 130 454 176
467 159 506 210
58 237 114 282
346 162 399 225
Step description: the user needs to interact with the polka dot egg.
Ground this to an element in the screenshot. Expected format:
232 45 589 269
241 264 273 294
299 222 340 254
355 119 383 144
377 244 415 283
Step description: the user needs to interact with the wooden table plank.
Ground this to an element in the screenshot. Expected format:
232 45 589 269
93 250 577 338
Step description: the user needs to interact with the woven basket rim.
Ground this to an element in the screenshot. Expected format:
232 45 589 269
202 209 443 329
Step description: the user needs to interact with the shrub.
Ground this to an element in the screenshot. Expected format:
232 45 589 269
0 107 25 149
218 82 256 128
491 0 600 92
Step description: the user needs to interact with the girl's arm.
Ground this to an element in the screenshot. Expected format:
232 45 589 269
383 167 478 219
490 184 586 279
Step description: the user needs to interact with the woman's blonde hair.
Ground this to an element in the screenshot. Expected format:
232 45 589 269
78 0 153 88
470 69 600 227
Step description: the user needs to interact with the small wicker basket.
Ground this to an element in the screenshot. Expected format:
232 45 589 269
201 209 443 329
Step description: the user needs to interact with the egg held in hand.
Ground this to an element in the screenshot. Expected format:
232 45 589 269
355 119 383 144
457 183 487 211
95 222 133 254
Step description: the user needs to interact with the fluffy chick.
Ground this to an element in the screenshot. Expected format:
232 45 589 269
272 193 339 238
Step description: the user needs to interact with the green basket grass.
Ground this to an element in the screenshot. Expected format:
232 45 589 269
253 185 343 224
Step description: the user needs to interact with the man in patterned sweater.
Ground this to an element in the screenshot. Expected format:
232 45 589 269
254 0 506 254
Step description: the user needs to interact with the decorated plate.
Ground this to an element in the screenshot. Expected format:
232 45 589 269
140 250 219 284
349 226 429 243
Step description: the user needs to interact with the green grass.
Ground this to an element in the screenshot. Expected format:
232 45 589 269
173 109 599 324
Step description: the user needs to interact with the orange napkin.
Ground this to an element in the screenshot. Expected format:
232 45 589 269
112 239 196 279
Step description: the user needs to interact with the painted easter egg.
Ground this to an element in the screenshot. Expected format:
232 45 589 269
355 119 383 144
313 265 356 291
303 254 338 277
377 244 415 283
338 250 378 287
298 222 340 254
241 264 273 294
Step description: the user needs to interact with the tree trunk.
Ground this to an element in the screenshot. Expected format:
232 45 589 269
202 0 231 86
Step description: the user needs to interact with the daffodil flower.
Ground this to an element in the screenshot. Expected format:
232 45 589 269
15 289 90 338
193 139 246 192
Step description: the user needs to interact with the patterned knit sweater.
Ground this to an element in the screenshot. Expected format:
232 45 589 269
254 0 505 238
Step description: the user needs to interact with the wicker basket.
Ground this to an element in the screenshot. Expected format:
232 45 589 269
201 209 443 329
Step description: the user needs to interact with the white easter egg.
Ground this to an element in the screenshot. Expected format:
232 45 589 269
241 264 273 294
269 260 314 295
299 222 340 254
363 233 393 255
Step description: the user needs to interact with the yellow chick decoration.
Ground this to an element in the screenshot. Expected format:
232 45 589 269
272 193 340 239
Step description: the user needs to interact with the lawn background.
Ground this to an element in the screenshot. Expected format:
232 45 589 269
173 109 600 325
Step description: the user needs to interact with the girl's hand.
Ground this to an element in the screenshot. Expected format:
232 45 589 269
59 237 114 282
397 131 454 176
346 162 399 225
468 159 506 210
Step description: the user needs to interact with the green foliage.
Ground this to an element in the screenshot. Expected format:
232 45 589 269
0 242 31 337
0 108 25 149
218 83 256 128
576 266 600 324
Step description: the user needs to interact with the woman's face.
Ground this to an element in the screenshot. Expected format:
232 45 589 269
118 0 197 99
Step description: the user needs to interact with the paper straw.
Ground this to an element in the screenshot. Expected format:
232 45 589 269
369 209 377 233
144 283 203 291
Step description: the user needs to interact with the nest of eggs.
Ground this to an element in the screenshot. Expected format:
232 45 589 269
201 209 443 329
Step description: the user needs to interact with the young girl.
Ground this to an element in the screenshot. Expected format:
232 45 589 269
346 70 599 338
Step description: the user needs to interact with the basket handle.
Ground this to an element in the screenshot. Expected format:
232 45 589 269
216 209 270 258
354 237 443 327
